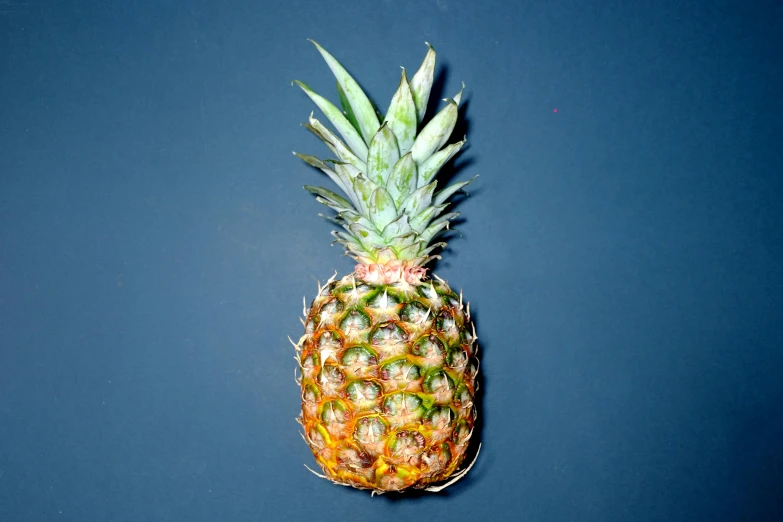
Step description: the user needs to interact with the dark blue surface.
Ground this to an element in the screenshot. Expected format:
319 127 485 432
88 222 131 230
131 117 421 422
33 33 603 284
1 0 782 520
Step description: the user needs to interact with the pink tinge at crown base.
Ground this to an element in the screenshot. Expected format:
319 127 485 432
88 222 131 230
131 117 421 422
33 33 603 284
354 262 428 285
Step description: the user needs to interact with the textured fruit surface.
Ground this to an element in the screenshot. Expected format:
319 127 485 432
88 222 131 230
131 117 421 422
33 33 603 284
296 273 478 492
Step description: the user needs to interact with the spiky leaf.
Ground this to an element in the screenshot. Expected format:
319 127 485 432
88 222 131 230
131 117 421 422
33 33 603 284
294 81 368 157
304 185 353 211
410 100 458 165
350 172 377 217
296 43 476 266
366 124 400 187
380 214 413 241
385 153 418 207
409 43 436 124
418 139 465 187
368 186 397 230
384 69 417 154
310 40 380 145
336 82 361 134
295 152 355 206
399 181 436 216
409 203 448 233
348 221 385 247
433 177 475 206
305 115 367 172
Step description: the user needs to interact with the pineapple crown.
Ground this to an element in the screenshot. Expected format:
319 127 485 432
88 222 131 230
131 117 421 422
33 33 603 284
293 40 473 273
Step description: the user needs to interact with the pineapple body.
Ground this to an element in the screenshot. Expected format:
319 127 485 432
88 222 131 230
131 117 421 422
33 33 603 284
292 41 480 492
297 273 477 491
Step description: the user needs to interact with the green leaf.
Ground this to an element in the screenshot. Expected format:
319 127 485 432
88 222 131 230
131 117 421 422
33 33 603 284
409 42 436 124
452 82 465 105
294 80 368 157
384 69 417 154
366 123 400 187
409 203 448 233
348 221 385 247
399 181 437 216
332 161 377 216
305 115 367 172
389 231 418 250
294 152 355 206
350 172 377 217
418 138 465 187
349 215 378 231
396 241 425 260
367 186 397 230
331 206 361 222
336 82 361 135
310 40 380 145
418 241 448 258
380 214 413 241
385 153 418 207
332 230 369 256
433 176 476 206
410 100 458 165
304 185 354 211
420 218 453 245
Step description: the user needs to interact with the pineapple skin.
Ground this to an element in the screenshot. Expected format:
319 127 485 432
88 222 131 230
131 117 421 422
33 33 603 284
296 273 478 492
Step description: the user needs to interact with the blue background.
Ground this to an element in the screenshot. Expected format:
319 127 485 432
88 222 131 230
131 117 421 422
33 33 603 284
1 0 781 520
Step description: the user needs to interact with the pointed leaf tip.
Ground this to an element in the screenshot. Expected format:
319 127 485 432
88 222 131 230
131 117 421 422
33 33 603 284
384 68 417 155
294 79 369 158
410 99 458 165
410 43 437 124
311 42 380 145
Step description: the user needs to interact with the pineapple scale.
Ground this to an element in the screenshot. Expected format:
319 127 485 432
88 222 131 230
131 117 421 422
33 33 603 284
296 273 478 492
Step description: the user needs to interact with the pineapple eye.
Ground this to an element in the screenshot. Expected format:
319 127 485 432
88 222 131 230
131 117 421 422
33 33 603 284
319 298 344 315
417 284 438 300
466 357 479 379
382 392 424 417
340 346 378 367
424 406 455 429
320 399 350 424
425 442 452 469
302 383 321 403
353 415 388 444
339 310 371 332
399 301 431 324
451 419 472 445
317 330 343 349
338 447 374 470
452 383 473 409
446 347 469 369
435 310 457 334
422 370 455 395
345 380 383 402
318 364 345 386
308 425 328 449
412 335 446 359
301 351 320 370
388 429 426 457
366 289 400 309
370 322 408 345
444 295 460 308
380 359 421 383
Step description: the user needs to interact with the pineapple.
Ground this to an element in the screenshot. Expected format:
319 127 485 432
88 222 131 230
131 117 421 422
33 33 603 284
292 40 479 493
